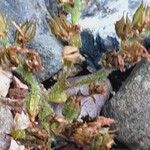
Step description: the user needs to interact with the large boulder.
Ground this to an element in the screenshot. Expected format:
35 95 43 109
102 61 150 150
0 0 63 81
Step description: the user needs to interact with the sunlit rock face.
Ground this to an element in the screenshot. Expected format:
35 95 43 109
79 0 149 38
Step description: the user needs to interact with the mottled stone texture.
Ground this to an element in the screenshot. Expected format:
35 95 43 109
0 0 63 81
102 61 150 150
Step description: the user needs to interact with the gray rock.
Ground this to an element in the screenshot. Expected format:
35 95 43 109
44 0 59 17
102 61 150 150
0 69 12 97
0 106 14 134
80 30 119 71
0 0 63 81
0 134 11 150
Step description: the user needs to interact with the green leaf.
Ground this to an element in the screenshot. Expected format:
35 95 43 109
62 97 80 121
91 129 113 150
48 78 68 103
115 15 126 40
71 0 82 24
11 129 26 139
75 69 108 86
132 1 145 28
38 94 54 132
145 5 150 19
0 15 6 35
69 33 82 48
63 4 73 13
17 65 41 122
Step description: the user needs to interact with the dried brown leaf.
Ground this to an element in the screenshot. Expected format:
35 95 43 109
50 15 81 47
63 46 84 64
25 51 43 73
15 20 36 46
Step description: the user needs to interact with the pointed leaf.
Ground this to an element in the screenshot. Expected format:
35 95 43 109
71 0 82 24
69 33 82 48
0 15 6 36
115 16 126 40
10 129 26 140
17 66 41 122
48 78 68 103
132 2 145 28
62 95 81 121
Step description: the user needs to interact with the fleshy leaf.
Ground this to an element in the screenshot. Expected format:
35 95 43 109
11 129 26 140
115 15 126 40
48 78 68 103
71 0 82 24
38 94 54 133
62 94 81 121
69 32 82 48
132 1 145 28
76 69 109 86
0 15 6 37
91 131 114 150
17 65 41 122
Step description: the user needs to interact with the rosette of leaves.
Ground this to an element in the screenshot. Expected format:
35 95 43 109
50 14 81 47
70 117 115 149
91 130 114 150
15 20 36 47
101 41 150 71
115 2 150 41
102 2 150 72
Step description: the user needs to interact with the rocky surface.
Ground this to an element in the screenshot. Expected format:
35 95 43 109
80 30 119 71
0 0 63 81
0 106 14 134
0 70 12 97
102 61 150 150
0 105 13 149
80 0 149 38
9 139 25 150
0 134 11 150
44 0 59 17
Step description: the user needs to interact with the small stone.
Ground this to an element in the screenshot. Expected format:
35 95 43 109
0 134 11 150
8 88 28 99
9 138 25 150
14 111 30 130
12 76 28 90
0 106 14 134
0 69 12 97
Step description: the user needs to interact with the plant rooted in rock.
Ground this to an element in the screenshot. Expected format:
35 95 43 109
102 2 150 72
50 14 81 47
